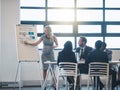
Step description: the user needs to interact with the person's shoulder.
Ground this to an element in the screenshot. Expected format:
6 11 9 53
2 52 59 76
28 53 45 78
87 46 93 49
106 48 112 52
106 49 112 54
52 35 57 40
52 34 57 38
76 47 80 52
86 46 93 51
102 51 108 56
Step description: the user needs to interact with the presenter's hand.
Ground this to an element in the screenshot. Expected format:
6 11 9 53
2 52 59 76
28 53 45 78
24 41 29 45
53 45 58 48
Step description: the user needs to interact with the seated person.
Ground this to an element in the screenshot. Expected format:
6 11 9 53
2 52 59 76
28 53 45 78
85 40 119 90
100 42 112 61
101 42 120 84
57 41 78 90
76 37 93 74
76 37 93 61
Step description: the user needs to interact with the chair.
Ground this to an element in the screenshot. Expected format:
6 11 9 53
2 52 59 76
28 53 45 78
87 62 112 90
116 62 120 90
56 62 81 90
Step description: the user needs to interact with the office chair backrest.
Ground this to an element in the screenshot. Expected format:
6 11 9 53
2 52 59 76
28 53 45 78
89 62 109 77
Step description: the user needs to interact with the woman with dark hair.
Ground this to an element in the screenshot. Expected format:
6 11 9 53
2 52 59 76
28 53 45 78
57 41 77 65
57 41 77 90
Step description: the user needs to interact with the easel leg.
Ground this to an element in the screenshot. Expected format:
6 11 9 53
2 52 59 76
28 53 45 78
14 62 20 90
19 62 22 90
14 62 22 90
37 61 43 87
14 61 43 90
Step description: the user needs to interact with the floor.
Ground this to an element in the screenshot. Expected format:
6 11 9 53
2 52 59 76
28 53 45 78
0 86 90 90
0 85 119 90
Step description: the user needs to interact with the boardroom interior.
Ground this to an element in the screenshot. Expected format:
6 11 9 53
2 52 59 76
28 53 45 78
0 0 120 90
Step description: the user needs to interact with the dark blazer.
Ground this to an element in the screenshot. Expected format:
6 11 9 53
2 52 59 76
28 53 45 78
85 49 109 65
76 46 93 60
76 46 93 74
85 49 118 89
57 51 77 65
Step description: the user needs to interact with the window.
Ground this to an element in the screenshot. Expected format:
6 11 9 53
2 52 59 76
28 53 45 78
48 9 74 21
20 0 120 49
77 0 103 8
77 10 103 21
105 37 120 48
50 25 73 33
78 25 101 33
105 10 120 21
107 25 120 33
20 9 45 21
20 0 45 7
48 0 74 7
105 0 120 8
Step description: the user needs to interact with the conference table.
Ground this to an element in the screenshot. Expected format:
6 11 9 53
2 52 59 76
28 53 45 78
109 60 120 64
42 60 120 89
42 61 57 89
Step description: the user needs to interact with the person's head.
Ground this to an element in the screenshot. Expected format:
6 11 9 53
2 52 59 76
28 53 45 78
44 25 52 36
44 25 54 40
78 37 87 47
100 42 107 51
95 40 102 49
63 41 73 52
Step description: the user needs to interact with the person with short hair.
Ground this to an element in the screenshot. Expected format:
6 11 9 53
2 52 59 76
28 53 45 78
76 37 93 74
100 42 112 61
86 40 118 90
76 37 93 61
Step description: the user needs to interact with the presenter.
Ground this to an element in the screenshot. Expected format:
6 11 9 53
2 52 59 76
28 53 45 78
24 25 58 83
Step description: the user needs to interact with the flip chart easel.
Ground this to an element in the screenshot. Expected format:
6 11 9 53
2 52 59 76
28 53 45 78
14 24 42 90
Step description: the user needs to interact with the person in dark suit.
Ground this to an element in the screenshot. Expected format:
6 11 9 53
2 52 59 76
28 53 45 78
57 41 77 90
76 37 93 74
85 40 118 90
76 37 93 61
85 40 108 64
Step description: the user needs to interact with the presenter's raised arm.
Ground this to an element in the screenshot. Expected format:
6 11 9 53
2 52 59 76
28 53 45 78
24 37 43 46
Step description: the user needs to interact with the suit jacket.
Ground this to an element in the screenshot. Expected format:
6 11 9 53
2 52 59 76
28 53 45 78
76 46 93 60
57 51 77 65
85 49 118 87
85 49 109 66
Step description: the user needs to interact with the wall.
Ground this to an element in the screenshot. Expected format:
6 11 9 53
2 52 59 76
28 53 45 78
1 0 20 82
0 0 1 82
